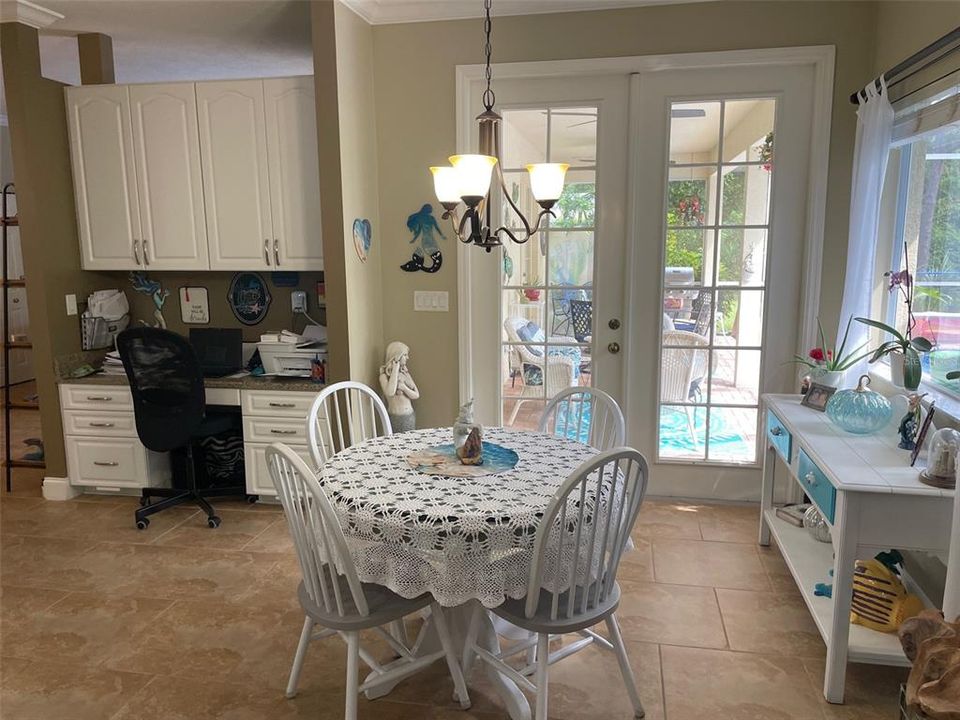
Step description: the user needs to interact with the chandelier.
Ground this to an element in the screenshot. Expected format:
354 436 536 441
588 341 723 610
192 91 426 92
429 0 568 252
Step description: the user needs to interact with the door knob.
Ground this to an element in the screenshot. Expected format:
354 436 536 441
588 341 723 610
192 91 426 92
608 318 621 330
608 342 621 354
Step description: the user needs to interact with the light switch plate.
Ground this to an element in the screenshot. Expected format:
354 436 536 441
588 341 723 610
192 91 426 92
414 290 449 312
65 294 78 316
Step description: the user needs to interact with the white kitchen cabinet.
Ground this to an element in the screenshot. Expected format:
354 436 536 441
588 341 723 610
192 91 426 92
66 85 142 270
263 77 324 269
128 83 209 270
196 80 274 271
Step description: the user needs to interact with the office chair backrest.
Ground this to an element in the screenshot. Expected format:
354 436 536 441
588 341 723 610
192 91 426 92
116 327 205 452
307 381 392 469
266 442 369 617
525 447 648 621
539 386 625 451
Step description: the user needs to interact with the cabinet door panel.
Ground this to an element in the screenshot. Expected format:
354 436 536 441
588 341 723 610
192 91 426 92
129 84 209 270
65 86 141 270
264 77 323 269
196 80 273 270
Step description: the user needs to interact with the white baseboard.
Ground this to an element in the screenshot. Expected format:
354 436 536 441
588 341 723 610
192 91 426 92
42 476 81 501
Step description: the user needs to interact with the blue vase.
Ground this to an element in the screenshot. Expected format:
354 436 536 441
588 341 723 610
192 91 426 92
826 375 892 435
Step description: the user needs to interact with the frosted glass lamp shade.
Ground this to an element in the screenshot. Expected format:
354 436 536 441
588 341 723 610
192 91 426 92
526 163 569 205
450 154 497 201
430 166 461 205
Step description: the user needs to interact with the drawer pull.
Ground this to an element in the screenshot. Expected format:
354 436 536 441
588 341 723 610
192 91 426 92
270 429 298 435
88 422 115 428
804 471 816 486
86 396 113 402
268 402 296 408
94 461 119 467
770 426 783 436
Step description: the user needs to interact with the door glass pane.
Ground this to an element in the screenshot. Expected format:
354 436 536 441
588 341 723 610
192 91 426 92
659 405 707 460
709 349 761 405
717 229 767 285
669 102 721 164
502 110 547 169
552 170 596 228
663 290 713 339
721 165 772 226
716 289 764 345
550 107 598 165
722 99 776 163
667 167 713 227
665 229 713 287
502 239 545 288
504 289 545 332
707 407 757 463
660 342 708 404
549 231 594 287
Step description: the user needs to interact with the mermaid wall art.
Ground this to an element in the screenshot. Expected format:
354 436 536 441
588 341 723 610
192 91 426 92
400 203 444 273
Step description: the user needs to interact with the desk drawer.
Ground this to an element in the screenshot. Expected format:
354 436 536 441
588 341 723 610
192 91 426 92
60 385 133 411
243 416 309 444
65 436 165 489
798 449 836 524
63 410 137 438
242 390 320 418
244 442 314 496
766 410 792 463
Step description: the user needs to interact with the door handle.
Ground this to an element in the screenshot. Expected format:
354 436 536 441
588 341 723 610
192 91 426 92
264 239 271 266
88 422 115 428
94 461 119 467
133 240 142 265
274 239 280 267
142 239 150 265
608 342 621 354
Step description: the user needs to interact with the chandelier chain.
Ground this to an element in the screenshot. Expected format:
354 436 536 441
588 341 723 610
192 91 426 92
482 0 495 111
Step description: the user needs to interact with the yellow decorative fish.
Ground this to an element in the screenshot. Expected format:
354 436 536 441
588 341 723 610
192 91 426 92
850 557 924 633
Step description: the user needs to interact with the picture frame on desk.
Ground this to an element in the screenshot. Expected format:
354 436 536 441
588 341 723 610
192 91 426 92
801 382 836 411
910 402 936 467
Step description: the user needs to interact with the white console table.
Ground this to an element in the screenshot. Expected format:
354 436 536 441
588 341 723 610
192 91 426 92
759 393 959 703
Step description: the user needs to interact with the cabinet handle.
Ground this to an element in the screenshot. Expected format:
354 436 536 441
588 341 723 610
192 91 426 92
268 402 295 408
142 239 150 265
264 239 271 266
771 426 783 436
270 429 297 435
88 422 115 428
133 240 142 265
85 396 113 401
94 461 119 467
274 239 280 267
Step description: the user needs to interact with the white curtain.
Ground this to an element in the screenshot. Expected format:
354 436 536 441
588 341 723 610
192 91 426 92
836 79 894 377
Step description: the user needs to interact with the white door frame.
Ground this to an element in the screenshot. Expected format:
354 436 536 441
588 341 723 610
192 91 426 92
457 46 835 409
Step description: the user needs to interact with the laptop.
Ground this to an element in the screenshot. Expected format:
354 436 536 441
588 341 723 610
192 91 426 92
189 328 243 378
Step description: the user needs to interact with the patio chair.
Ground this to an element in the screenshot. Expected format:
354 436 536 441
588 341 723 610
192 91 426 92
504 317 579 426
462 447 650 720
661 329 709 444
539 386 624 450
267 443 470 719
550 295 573 337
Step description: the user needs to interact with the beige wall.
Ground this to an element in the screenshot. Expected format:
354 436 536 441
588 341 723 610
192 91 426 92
0 124 13 185
874 1 960 74
372 1 879 427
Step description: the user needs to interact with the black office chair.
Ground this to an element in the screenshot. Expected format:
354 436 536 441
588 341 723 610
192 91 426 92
117 327 245 530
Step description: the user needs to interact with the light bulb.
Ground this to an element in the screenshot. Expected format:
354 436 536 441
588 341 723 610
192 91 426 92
429 166 461 206
450 154 497 204
526 163 569 207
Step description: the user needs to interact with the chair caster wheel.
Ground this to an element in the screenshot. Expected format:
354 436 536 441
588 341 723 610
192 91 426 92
207 516 221 529
136 518 149 530
246 494 259 505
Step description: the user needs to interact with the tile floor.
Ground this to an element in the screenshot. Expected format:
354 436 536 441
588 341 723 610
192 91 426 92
0 494 906 719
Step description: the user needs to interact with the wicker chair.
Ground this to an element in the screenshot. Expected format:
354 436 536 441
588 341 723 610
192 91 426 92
661 329 709 444
504 317 578 426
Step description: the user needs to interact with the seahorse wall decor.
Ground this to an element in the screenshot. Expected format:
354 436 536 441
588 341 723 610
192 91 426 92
129 272 170 328
401 203 443 273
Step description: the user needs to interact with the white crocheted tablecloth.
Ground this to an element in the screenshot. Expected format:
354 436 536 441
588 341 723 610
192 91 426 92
319 427 602 608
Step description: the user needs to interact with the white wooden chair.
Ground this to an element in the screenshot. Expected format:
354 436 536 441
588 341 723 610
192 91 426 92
538 386 625 451
660 330 709 444
462 447 650 720
266 443 471 719
307 380 392 469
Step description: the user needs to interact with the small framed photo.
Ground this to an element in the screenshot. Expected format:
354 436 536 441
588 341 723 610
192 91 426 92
801 382 836 412
911 402 936 467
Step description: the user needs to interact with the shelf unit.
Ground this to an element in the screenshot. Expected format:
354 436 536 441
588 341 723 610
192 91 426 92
2 184 43 491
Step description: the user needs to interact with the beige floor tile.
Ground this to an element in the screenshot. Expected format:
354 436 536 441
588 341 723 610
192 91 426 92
0 535 100 591
652 538 771 591
0 656 32 686
758 543 802 594
618 536 654 582
0 658 152 720
616 580 727 649
242 517 295 554
0 585 70 623
2 592 172 666
699 504 760 543
0 497 117 538
802 657 907 719
633 500 704 540
152 508 277 550
661 645 825 720
237 555 302 611
717 588 825 658
76 503 199 543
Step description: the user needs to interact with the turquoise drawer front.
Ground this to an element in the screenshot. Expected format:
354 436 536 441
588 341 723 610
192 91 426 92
766 410 792 462
798 449 836 524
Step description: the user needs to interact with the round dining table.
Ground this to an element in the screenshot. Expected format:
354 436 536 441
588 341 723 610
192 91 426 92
318 426 602 720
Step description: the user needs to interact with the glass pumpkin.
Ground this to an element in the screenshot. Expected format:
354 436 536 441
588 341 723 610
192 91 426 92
825 375 892 435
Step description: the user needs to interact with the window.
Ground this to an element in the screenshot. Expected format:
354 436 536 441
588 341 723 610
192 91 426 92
883 120 960 396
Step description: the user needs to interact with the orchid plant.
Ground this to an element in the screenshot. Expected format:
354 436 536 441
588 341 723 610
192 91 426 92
791 317 871 373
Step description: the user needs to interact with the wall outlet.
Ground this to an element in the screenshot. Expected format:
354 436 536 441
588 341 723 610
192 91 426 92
414 291 449 312
291 290 307 313
65 294 78 316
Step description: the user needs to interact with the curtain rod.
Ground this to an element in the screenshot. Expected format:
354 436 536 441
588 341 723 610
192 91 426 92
850 26 960 105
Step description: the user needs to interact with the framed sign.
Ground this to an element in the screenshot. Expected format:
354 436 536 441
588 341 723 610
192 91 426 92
179 287 209 324
228 272 272 326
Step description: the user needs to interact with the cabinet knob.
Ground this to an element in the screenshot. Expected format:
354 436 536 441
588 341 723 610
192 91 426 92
804 472 816 486
771 426 783 436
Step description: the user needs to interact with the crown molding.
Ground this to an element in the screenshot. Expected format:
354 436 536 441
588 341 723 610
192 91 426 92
0 0 64 29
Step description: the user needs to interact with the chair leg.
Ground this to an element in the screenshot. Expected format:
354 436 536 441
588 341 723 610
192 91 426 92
534 633 549 720
605 615 645 719
462 603 481 677
507 398 525 426
525 631 537 667
431 603 471 710
285 615 315 699
345 631 360 720
389 619 409 649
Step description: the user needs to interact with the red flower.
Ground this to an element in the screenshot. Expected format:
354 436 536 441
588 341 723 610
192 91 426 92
808 348 825 362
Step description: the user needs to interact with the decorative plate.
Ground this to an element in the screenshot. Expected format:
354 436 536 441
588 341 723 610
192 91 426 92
228 272 272 325
407 442 519 478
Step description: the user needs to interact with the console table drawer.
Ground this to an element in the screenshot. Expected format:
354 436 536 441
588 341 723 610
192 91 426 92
798 448 836 524
766 409 792 462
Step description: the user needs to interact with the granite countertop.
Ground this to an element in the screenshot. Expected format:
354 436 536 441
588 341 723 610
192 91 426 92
55 350 325 392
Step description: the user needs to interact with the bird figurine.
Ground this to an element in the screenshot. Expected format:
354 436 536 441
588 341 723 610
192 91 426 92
457 427 483 465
